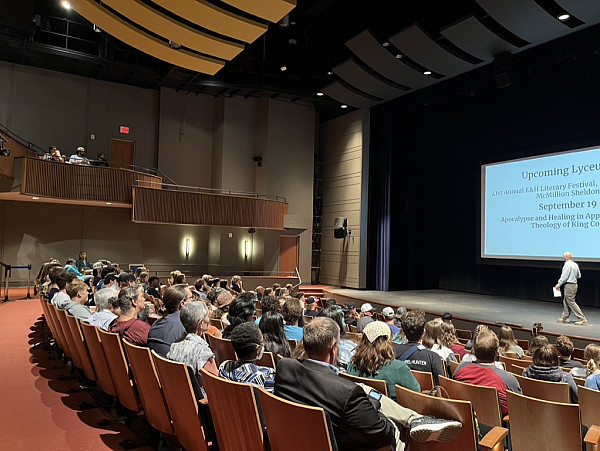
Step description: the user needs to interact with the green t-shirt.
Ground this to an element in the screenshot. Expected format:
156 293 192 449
346 359 421 399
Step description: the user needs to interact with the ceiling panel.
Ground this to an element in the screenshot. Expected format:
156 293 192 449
150 0 268 43
322 81 379 108
102 0 243 60
69 0 224 74
441 15 517 62
222 0 296 23
476 0 570 44
333 59 406 100
389 24 477 76
346 30 434 89
554 0 600 24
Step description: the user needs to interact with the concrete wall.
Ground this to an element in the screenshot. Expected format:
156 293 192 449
319 110 365 288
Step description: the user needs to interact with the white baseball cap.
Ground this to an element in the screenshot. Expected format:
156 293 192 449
381 307 395 318
360 303 377 313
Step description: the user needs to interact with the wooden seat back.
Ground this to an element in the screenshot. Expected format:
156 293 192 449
513 374 570 403
65 315 96 381
255 351 276 369
346 332 362 342
201 368 264 451
41 300 59 344
209 318 223 330
287 338 298 351
579 385 600 428
456 328 473 340
573 376 586 387
438 376 502 427
54 307 82 368
256 387 334 451
507 391 581 451
97 329 139 412
151 351 208 451
339 372 389 397
80 322 116 397
122 340 173 435
516 339 529 351
49 304 72 358
410 370 434 392
503 351 518 359
206 334 236 366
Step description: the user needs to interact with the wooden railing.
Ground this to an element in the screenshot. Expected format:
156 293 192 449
17 157 162 203
132 185 288 230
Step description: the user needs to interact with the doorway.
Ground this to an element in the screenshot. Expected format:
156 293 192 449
110 139 135 169
279 235 299 276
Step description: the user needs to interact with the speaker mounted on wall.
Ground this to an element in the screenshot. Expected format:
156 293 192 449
333 217 348 239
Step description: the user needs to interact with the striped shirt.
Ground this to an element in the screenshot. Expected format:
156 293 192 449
218 360 276 392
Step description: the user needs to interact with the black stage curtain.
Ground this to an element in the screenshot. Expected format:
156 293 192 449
368 34 600 308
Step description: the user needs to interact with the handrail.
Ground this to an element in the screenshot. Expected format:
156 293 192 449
134 180 287 203
0 122 45 156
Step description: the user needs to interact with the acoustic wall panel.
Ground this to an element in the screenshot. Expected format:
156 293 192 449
441 16 518 62
223 0 296 23
346 30 434 89
333 60 407 100
476 0 570 44
555 0 600 24
322 82 379 109
389 24 476 76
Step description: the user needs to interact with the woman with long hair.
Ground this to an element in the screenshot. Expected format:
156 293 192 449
583 343 600 390
443 322 466 359
259 311 291 358
498 325 524 358
422 319 457 363
347 321 420 399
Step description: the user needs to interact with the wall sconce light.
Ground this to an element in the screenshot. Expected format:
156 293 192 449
244 240 248 259
185 238 191 257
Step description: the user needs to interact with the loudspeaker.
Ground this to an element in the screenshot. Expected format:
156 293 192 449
493 52 512 89
333 217 347 239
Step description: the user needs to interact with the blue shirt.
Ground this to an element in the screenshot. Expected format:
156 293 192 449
557 259 581 286
148 311 186 357
65 265 84 281
284 324 303 342
585 373 600 391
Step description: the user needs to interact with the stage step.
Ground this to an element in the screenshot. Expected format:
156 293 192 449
300 285 331 298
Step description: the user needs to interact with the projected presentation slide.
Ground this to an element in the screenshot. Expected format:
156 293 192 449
482 145 600 261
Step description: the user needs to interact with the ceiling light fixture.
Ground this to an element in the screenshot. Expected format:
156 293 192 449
168 40 181 50
317 92 324 96
61 1 71 9
280 65 287 71
396 54 403 59
423 70 432 75
382 41 390 47
341 104 348 109
558 14 570 21
93 24 101 33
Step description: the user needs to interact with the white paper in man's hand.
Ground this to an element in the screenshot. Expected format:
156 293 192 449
553 286 562 297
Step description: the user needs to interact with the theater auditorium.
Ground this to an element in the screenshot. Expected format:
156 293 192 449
2 1 600 450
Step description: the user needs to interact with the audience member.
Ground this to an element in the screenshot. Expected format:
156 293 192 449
76 252 92 272
256 295 280 325
173 274 187 285
348 321 420 399
63 279 92 321
69 146 90 165
556 335 585 371
454 329 521 416
357 303 376 332
147 285 191 357
102 273 118 291
522 344 578 403
583 344 600 390
382 307 401 337
259 311 292 358
230 275 243 294
441 312 453 324
146 276 162 299
92 152 109 167
51 270 71 308
446 323 466 359
274 317 462 450
118 273 136 289
281 297 304 341
166 301 218 398
394 307 407 329
527 335 549 357
88 288 118 330
498 325 524 358
46 266 66 303
222 292 257 339
65 258 92 284
344 302 359 327
219 322 275 391
109 286 150 346
394 310 445 384
212 291 232 326
422 319 457 376
319 306 357 370
304 296 319 317
255 285 264 301
193 278 208 299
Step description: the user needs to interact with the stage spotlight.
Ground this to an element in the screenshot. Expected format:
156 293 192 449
0 145 11 157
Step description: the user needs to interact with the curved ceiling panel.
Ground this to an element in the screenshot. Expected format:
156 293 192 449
346 30 434 89
102 0 243 61
69 0 224 75
322 82 379 109
150 0 268 43
441 15 517 62
389 25 476 76
554 0 600 24
476 0 570 44
222 0 296 23
333 60 407 100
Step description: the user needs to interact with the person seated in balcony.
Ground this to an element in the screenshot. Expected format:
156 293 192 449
42 146 57 160
69 146 90 165
92 152 109 167
76 252 92 273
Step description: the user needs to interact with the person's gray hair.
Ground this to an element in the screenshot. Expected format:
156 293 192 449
180 301 208 333
303 317 340 357
94 288 116 312
117 285 141 313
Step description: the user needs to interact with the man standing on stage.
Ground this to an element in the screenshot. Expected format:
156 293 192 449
556 251 587 325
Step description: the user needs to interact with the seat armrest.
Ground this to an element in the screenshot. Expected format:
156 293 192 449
479 426 509 451
584 425 600 451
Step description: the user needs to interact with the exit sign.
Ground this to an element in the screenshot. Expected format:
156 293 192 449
119 126 130 134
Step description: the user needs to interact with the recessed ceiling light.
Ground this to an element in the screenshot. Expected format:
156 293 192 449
423 70 432 75
558 13 570 21
396 54 403 59
341 105 348 109
106 202 112 205
61 1 71 9
317 92 324 96
280 65 287 71
32 197 39 200
327 71 333 76
382 41 390 47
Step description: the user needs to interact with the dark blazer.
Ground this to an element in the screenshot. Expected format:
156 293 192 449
275 358 396 451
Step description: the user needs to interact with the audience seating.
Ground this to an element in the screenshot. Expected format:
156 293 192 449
503 351 518 359
507 391 600 451
339 372 389 396
345 331 361 341
255 351 276 369
516 339 529 351
449 360 459 376
395 384 508 451
438 376 502 428
349 324 358 333
206 334 236 366
122 340 174 436
152 351 210 451
97 329 140 412
65 315 96 381
513 374 570 403
79 321 116 397
572 347 585 359
201 368 264 451
579 386 600 429
303 315 313 324
54 308 83 370
499 355 527 374
573 376 586 387
455 329 473 340
210 318 223 330
287 338 298 351
256 387 336 451
49 304 75 362
410 370 434 392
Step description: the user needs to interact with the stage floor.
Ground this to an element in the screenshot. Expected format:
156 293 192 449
324 288 600 342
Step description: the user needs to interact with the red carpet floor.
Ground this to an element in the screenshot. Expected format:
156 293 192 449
0 296 148 450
